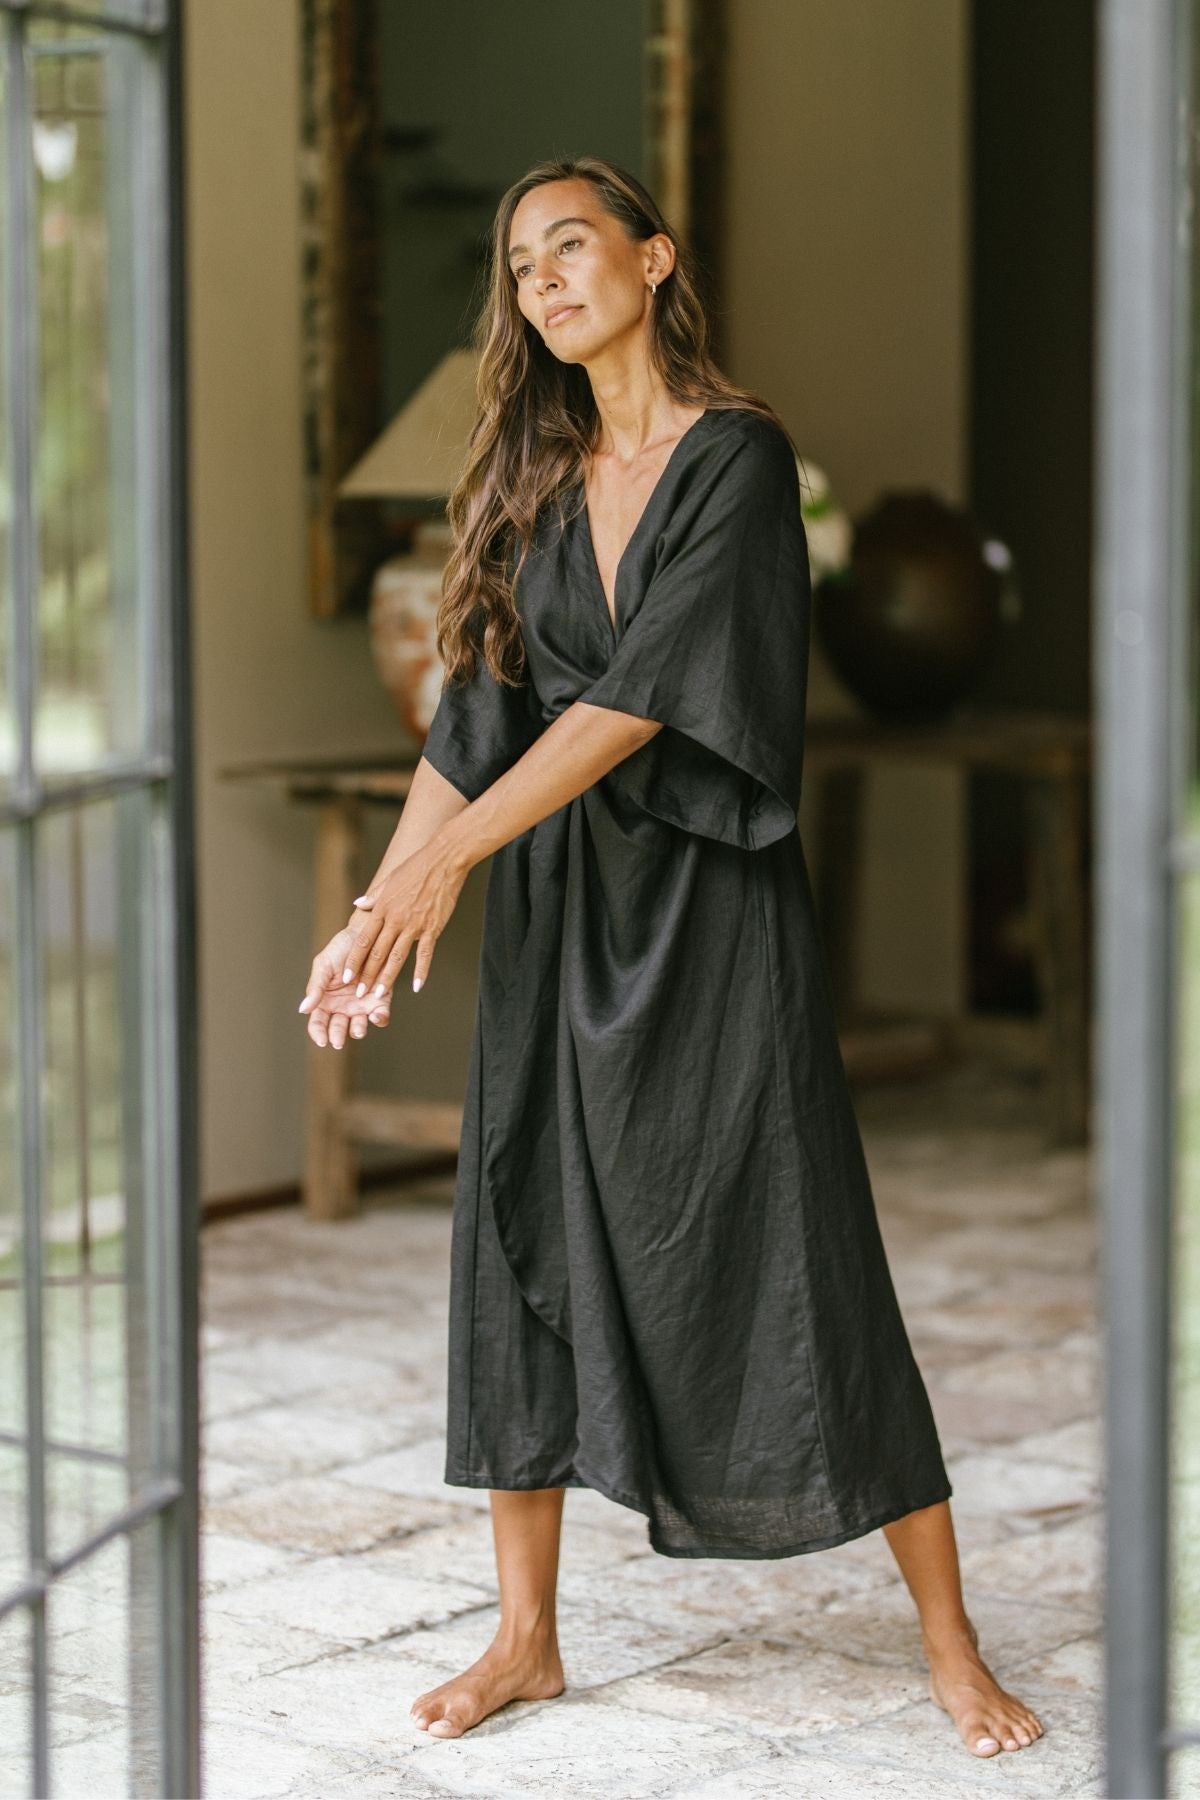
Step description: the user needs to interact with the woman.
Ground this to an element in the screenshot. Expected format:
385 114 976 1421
296 156 1044 1760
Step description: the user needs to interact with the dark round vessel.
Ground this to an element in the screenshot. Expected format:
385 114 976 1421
815 490 1005 723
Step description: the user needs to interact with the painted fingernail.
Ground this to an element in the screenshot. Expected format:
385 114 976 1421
356 982 366 997
298 998 312 1013
342 967 353 983
413 976 423 992
373 983 387 997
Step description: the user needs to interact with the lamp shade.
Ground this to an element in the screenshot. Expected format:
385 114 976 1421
337 346 482 500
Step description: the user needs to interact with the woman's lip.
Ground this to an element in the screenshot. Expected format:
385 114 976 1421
546 306 582 326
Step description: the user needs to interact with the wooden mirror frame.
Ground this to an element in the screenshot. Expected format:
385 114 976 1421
298 0 727 618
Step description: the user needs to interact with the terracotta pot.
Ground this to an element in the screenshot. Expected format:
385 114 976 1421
366 520 454 741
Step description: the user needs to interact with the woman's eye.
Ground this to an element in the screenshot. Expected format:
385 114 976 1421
513 237 581 281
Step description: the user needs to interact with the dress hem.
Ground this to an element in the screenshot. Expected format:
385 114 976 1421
442 1457 954 1561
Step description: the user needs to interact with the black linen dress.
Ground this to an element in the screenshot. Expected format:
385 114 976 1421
420 405 952 1560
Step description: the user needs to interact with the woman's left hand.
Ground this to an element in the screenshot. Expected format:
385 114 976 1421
328 839 470 1007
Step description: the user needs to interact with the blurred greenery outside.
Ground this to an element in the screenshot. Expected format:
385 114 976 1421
0 22 138 1559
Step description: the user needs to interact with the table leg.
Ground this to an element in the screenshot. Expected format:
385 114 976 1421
304 794 363 1219
1025 770 1091 1146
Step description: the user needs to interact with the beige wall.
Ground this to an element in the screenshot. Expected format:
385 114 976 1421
187 0 968 1203
726 0 969 1021
186 0 492 1203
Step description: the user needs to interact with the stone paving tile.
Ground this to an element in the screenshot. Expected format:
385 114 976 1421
197 1713 390 1800
399 1693 771 1799
189 1055 1105 1796
585 1634 924 1737
938 1451 1098 1529
204 1552 492 1646
202 1337 411 1405
921 1210 1097 1276
657 1744 1067 1799
201 1455 269 1503
202 1637 458 1751
203 1398 434 1479
200 1611 349 1683
200 1529 310 1593
772 1686 1103 1797
367 1594 730 1695
956 1515 1101 1619
332 1437 492 1511
343 1515 649 1605
571 1538 903 1639
935 1340 1098 1417
777 1583 1093 1678
1007 1633 1102 1695
201 1471 466 1554
203 1360 287 1422
1000 1416 1101 1474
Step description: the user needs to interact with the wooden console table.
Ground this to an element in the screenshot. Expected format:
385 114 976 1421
219 752 462 1221
223 706 1092 1220
804 707 1093 1147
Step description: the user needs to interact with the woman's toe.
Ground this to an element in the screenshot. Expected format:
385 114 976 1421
973 1733 1001 1756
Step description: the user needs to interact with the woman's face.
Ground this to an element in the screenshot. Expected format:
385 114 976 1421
506 178 671 364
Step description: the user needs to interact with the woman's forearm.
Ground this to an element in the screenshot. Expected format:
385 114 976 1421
431 701 662 876
361 756 471 896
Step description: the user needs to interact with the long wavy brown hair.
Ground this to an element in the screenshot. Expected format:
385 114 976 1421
438 154 802 690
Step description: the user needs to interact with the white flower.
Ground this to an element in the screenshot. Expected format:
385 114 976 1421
795 455 853 580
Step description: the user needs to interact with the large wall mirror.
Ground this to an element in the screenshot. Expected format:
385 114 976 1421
299 0 726 618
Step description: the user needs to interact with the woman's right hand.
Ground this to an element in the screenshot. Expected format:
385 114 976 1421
297 920 392 1049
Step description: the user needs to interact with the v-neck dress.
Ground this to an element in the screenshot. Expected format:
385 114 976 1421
419 405 952 1559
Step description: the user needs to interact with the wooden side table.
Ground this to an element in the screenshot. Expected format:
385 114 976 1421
219 753 463 1220
804 707 1093 1146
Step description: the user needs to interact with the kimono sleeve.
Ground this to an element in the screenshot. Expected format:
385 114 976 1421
575 419 811 850
419 611 546 803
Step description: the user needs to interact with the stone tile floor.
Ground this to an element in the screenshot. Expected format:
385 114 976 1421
197 1052 1104 1799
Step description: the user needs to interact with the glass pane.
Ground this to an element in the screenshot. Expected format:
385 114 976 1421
0 1604 33 1796
0 1 167 37
37 793 163 1560
46 1525 166 1794
0 827 24 1607
28 17 152 785
0 35 12 801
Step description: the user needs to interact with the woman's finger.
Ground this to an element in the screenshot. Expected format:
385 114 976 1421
306 1002 333 1048
410 933 438 993
378 927 424 992
342 915 384 989
299 950 337 1015
359 921 408 996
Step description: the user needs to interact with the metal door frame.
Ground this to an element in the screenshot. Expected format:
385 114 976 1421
1096 1 1198 1793
0 1 199 1794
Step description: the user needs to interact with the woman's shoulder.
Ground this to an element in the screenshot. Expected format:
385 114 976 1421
705 404 794 454
699 406 800 492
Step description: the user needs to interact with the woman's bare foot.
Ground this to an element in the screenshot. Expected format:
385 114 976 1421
924 1615 1045 1757
410 1625 565 1739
